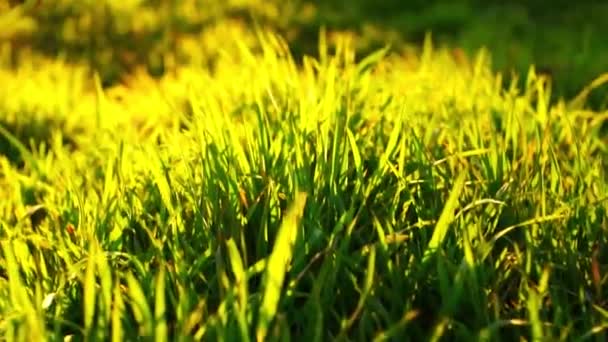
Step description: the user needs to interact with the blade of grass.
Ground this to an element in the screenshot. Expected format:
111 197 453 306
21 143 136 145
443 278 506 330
83 243 97 340
256 191 307 342
423 171 467 263
125 272 153 338
111 282 124 342
154 265 167 342
337 246 376 339
226 238 251 342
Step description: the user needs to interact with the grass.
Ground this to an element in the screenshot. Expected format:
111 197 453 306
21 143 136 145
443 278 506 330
4 0 608 108
1 23 608 340
302 0 608 108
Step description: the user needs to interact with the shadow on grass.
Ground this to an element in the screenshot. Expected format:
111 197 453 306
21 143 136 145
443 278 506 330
0 115 78 168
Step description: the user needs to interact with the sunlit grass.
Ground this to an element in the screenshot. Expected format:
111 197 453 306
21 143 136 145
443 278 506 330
0 24 608 341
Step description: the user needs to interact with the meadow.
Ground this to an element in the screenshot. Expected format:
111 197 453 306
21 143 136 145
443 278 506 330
1 1 608 341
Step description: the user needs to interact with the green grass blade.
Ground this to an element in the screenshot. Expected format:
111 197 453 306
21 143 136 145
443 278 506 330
226 239 247 307
111 283 124 342
345 127 362 176
95 249 113 340
338 246 376 339
423 171 467 263
126 272 153 338
226 238 250 342
256 192 307 342
83 245 97 339
154 265 167 342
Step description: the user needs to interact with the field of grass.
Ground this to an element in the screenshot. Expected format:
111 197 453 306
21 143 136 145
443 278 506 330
1 1 608 341
4 0 608 107
303 0 608 109
3 0 608 108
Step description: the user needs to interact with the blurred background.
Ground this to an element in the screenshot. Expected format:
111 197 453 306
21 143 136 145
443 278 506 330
1 0 607 108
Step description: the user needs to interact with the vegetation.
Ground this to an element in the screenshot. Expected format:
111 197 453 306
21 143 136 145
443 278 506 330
2 0 608 106
306 0 608 108
1 0 608 340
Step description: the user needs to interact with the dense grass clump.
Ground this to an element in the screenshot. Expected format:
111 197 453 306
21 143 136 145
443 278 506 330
1 29 608 341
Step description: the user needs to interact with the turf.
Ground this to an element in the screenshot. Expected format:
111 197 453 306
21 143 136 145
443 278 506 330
1 23 608 342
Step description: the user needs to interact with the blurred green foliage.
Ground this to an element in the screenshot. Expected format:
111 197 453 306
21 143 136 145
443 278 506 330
0 0 295 84
1 0 607 107
307 0 608 108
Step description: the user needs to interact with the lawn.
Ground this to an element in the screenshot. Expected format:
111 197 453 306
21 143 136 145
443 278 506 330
296 0 608 109
1 1 608 341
